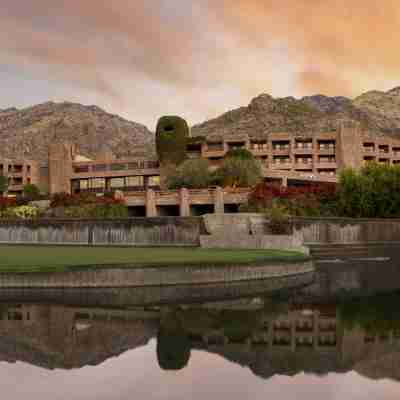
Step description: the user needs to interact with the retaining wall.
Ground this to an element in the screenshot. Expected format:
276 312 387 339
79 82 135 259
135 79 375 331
203 214 400 248
0 217 204 246
0 262 314 288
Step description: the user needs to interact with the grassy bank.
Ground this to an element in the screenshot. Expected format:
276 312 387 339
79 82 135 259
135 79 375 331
0 246 309 273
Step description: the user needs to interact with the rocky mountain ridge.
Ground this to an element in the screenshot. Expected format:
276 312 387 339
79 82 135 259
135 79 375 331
3 87 400 161
0 101 155 162
192 87 400 139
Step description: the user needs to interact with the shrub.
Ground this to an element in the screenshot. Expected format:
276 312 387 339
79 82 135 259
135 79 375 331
245 182 338 217
8 205 39 219
156 116 189 166
214 157 262 188
0 175 8 195
22 184 41 200
225 148 254 160
166 158 212 189
337 163 400 218
265 204 291 234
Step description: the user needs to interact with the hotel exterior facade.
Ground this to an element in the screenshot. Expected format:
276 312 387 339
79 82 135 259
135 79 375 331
2 122 400 198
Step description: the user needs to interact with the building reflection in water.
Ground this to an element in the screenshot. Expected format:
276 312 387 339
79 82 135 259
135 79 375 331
1 292 400 381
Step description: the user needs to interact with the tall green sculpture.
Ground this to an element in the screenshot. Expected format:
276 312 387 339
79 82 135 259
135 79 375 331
156 116 189 166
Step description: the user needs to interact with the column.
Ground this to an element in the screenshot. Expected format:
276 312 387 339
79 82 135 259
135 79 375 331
146 189 157 217
282 177 288 187
214 186 224 214
179 188 190 217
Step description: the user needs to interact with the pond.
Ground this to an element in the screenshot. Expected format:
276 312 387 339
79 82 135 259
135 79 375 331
1 255 400 399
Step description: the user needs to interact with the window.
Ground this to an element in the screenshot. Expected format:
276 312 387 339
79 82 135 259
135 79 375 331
110 163 127 171
74 165 90 173
109 178 125 188
93 164 107 172
90 178 105 189
79 180 89 190
148 176 161 186
126 176 144 187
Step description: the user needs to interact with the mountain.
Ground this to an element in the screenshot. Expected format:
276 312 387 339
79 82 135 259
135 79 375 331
191 87 400 139
3 87 400 162
0 102 155 162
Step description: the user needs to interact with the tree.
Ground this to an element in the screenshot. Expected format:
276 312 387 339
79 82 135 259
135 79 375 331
157 311 191 371
337 163 400 218
214 157 262 188
156 116 189 166
22 183 41 200
225 148 254 160
0 175 8 195
165 158 212 189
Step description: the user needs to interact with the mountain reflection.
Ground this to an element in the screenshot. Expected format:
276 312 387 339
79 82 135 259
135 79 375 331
1 292 400 381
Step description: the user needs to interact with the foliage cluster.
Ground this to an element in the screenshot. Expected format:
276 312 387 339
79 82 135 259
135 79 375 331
166 158 212 189
50 192 128 218
243 182 338 217
156 116 189 166
0 175 8 194
0 204 40 219
165 150 263 190
337 164 400 218
339 292 400 334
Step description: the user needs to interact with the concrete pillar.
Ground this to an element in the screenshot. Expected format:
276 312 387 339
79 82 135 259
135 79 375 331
214 186 224 214
312 136 318 173
146 189 157 217
179 188 190 217
290 137 295 171
282 177 288 187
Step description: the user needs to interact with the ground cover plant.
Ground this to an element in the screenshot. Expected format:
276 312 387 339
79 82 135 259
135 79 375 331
0 246 309 273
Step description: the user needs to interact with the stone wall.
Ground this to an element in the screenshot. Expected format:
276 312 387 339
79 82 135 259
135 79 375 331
0 262 314 288
0 217 204 246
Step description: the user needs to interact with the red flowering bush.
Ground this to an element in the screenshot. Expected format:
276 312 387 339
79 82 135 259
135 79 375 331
244 182 338 217
50 192 127 218
50 192 125 208
0 197 16 209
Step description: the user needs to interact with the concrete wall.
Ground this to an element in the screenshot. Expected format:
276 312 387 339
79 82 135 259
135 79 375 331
202 214 400 250
0 217 204 247
1 215 400 249
0 262 314 288
293 217 400 244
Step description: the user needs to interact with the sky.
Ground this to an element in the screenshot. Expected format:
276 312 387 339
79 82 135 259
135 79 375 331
1 340 399 400
1 1 400 129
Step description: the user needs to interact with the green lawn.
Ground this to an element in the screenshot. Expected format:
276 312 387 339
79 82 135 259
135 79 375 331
0 246 309 273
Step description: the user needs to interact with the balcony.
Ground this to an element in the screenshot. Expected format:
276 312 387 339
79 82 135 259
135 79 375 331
318 146 336 154
272 146 291 155
271 161 293 170
250 145 269 156
203 144 226 158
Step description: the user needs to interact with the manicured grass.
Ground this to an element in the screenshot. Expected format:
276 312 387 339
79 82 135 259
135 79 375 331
0 246 309 273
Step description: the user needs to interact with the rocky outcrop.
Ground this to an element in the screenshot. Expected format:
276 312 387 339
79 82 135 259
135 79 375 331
192 87 400 139
0 102 155 162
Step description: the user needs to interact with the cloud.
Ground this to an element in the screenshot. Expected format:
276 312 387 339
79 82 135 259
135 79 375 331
208 0 400 96
1 0 400 125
